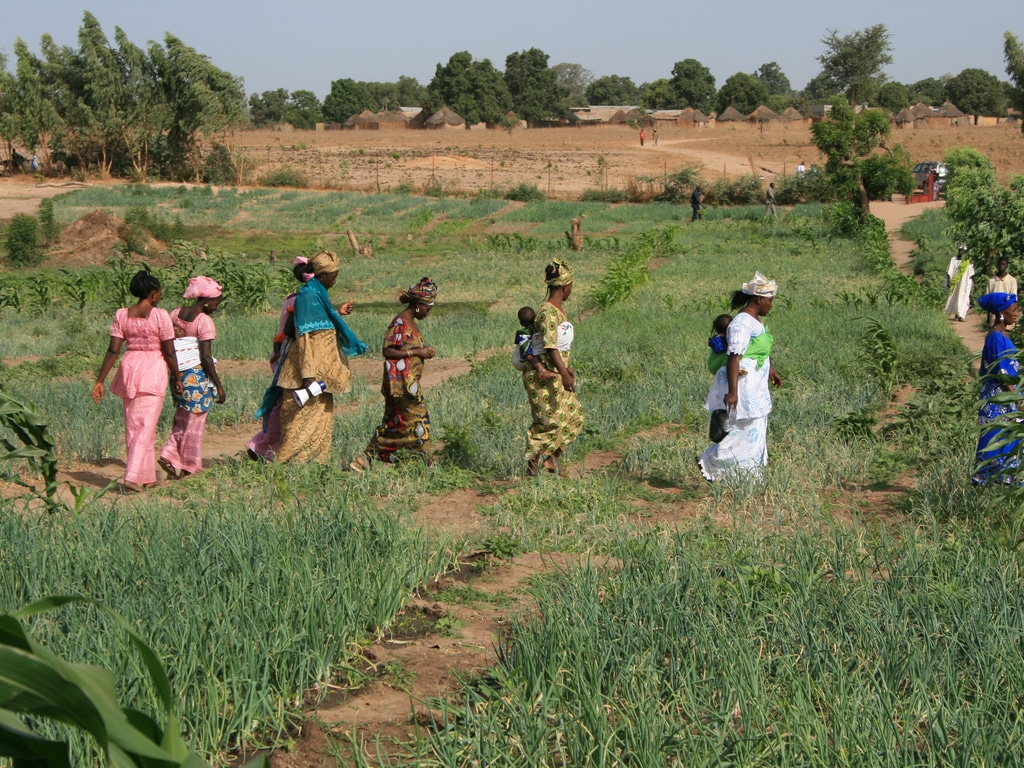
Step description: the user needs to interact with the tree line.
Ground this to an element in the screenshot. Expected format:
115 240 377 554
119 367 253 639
3 15 1023 183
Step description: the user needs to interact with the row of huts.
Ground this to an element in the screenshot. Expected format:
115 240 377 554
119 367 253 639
314 101 1012 132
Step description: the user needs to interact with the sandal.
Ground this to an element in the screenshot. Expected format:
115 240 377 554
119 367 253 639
349 456 368 472
118 480 144 494
158 457 181 480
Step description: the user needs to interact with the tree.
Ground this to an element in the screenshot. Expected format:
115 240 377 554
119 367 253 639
1003 31 1024 132
362 76 427 112
945 152 1024 272
322 78 374 123
810 96 914 215
911 77 946 106
115 27 167 180
9 39 61 173
802 72 841 102
248 88 289 126
640 79 676 110
71 12 124 176
716 72 768 115
754 62 791 95
816 24 894 106
875 81 912 112
283 90 322 129
552 62 592 106
670 59 715 112
585 75 640 106
504 48 566 122
151 34 245 180
427 51 512 125
945 68 1006 117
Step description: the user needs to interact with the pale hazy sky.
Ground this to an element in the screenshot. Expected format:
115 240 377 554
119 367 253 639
4 0 1020 100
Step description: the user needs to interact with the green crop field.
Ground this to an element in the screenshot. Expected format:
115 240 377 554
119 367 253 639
2 186 1017 766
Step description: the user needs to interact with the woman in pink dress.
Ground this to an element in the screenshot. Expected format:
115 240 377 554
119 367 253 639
92 271 182 492
158 276 226 479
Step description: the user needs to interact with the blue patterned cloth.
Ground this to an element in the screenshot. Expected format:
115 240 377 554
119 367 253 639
293 278 367 357
973 330 1022 485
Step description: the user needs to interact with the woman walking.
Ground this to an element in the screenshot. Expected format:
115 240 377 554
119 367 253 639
158 276 226 479
248 257 316 461
352 277 438 469
275 250 366 463
698 272 782 482
524 260 584 476
92 270 182 492
973 292 1021 485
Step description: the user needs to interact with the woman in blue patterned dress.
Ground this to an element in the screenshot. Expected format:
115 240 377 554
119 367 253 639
973 292 1021 485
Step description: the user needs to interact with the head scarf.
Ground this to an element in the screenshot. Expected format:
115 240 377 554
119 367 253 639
741 271 777 298
546 259 574 288
978 292 1017 314
182 276 223 300
403 277 438 306
293 255 315 282
309 250 339 277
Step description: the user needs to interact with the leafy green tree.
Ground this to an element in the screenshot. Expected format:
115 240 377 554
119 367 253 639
504 48 566 121
283 90 322 129
911 77 946 106
115 27 167 180
802 72 841 102
9 39 61 173
945 154 1024 271
754 62 791 95
1006 31 1024 132
248 88 290 126
427 51 512 125
810 97 913 215
670 59 715 112
151 34 245 180
816 24 894 106
322 78 374 123
640 79 676 110
586 75 640 106
875 81 912 112
362 76 427 112
552 62 592 107
72 12 124 176
716 72 768 115
945 68 1006 117
0 52 17 163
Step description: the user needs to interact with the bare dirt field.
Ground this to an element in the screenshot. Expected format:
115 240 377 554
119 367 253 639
234 121 1024 198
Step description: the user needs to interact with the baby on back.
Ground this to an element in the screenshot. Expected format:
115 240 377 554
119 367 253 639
512 306 555 379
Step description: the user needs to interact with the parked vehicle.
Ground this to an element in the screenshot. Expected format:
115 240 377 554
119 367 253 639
913 161 947 188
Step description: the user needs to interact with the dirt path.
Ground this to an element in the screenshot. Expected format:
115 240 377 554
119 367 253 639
873 200 986 358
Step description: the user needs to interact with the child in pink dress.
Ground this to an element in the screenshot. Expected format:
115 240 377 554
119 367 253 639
93 271 182 492
159 276 226 478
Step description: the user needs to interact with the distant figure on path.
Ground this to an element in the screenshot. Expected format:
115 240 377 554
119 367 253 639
652 126 659 145
764 182 778 219
639 128 645 146
987 257 1017 328
691 186 703 222
796 160 806 177
945 245 974 323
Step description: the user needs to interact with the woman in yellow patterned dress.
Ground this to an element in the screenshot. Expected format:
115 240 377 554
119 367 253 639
524 260 584 476
352 277 437 469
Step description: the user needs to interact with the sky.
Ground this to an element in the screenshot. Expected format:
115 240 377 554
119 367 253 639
3 0 1020 101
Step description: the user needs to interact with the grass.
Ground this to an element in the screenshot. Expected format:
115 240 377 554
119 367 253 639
0 185 1007 764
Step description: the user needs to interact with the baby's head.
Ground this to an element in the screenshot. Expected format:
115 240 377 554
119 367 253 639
518 306 536 327
712 313 732 336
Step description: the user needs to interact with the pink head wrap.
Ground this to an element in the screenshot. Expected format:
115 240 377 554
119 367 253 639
183 276 223 300
294 256 314 282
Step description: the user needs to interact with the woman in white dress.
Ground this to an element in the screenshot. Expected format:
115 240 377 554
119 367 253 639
699 272 783 481
945 245 974 322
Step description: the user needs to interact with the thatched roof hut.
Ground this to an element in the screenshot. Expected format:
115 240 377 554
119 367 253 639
781 106 806 122
716 106 746 123
893 107 916 127
423 106 466 129
748 105 781 122
343 110 377 128
910 102 934 118
689 110 709 126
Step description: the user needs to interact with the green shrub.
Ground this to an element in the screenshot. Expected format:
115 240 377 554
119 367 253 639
581 188 628 203
504 183 546 202
37 198 60 245
4 213 41 267
261 167 309 188
203 143 238 185
703 174 763 206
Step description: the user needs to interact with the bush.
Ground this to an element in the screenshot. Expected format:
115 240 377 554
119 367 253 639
261 167 309 188
504 183 546 202
703 175 763 206
581 187 628 203
775 167 835 205
37 198 60 245
4 213 41 267
203 143 238 185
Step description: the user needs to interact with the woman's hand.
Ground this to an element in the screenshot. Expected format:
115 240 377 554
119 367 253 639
417 346 436 360
91 382 104 404
216 388 227 405
338 302 354 315
171 376 184 396
723 391 738 409
561 371 576 392
769 367 782 387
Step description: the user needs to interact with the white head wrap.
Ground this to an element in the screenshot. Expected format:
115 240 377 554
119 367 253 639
741 271 777 298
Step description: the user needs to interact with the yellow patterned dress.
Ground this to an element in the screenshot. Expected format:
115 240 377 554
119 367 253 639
523 302 584 461
366 316 431 463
